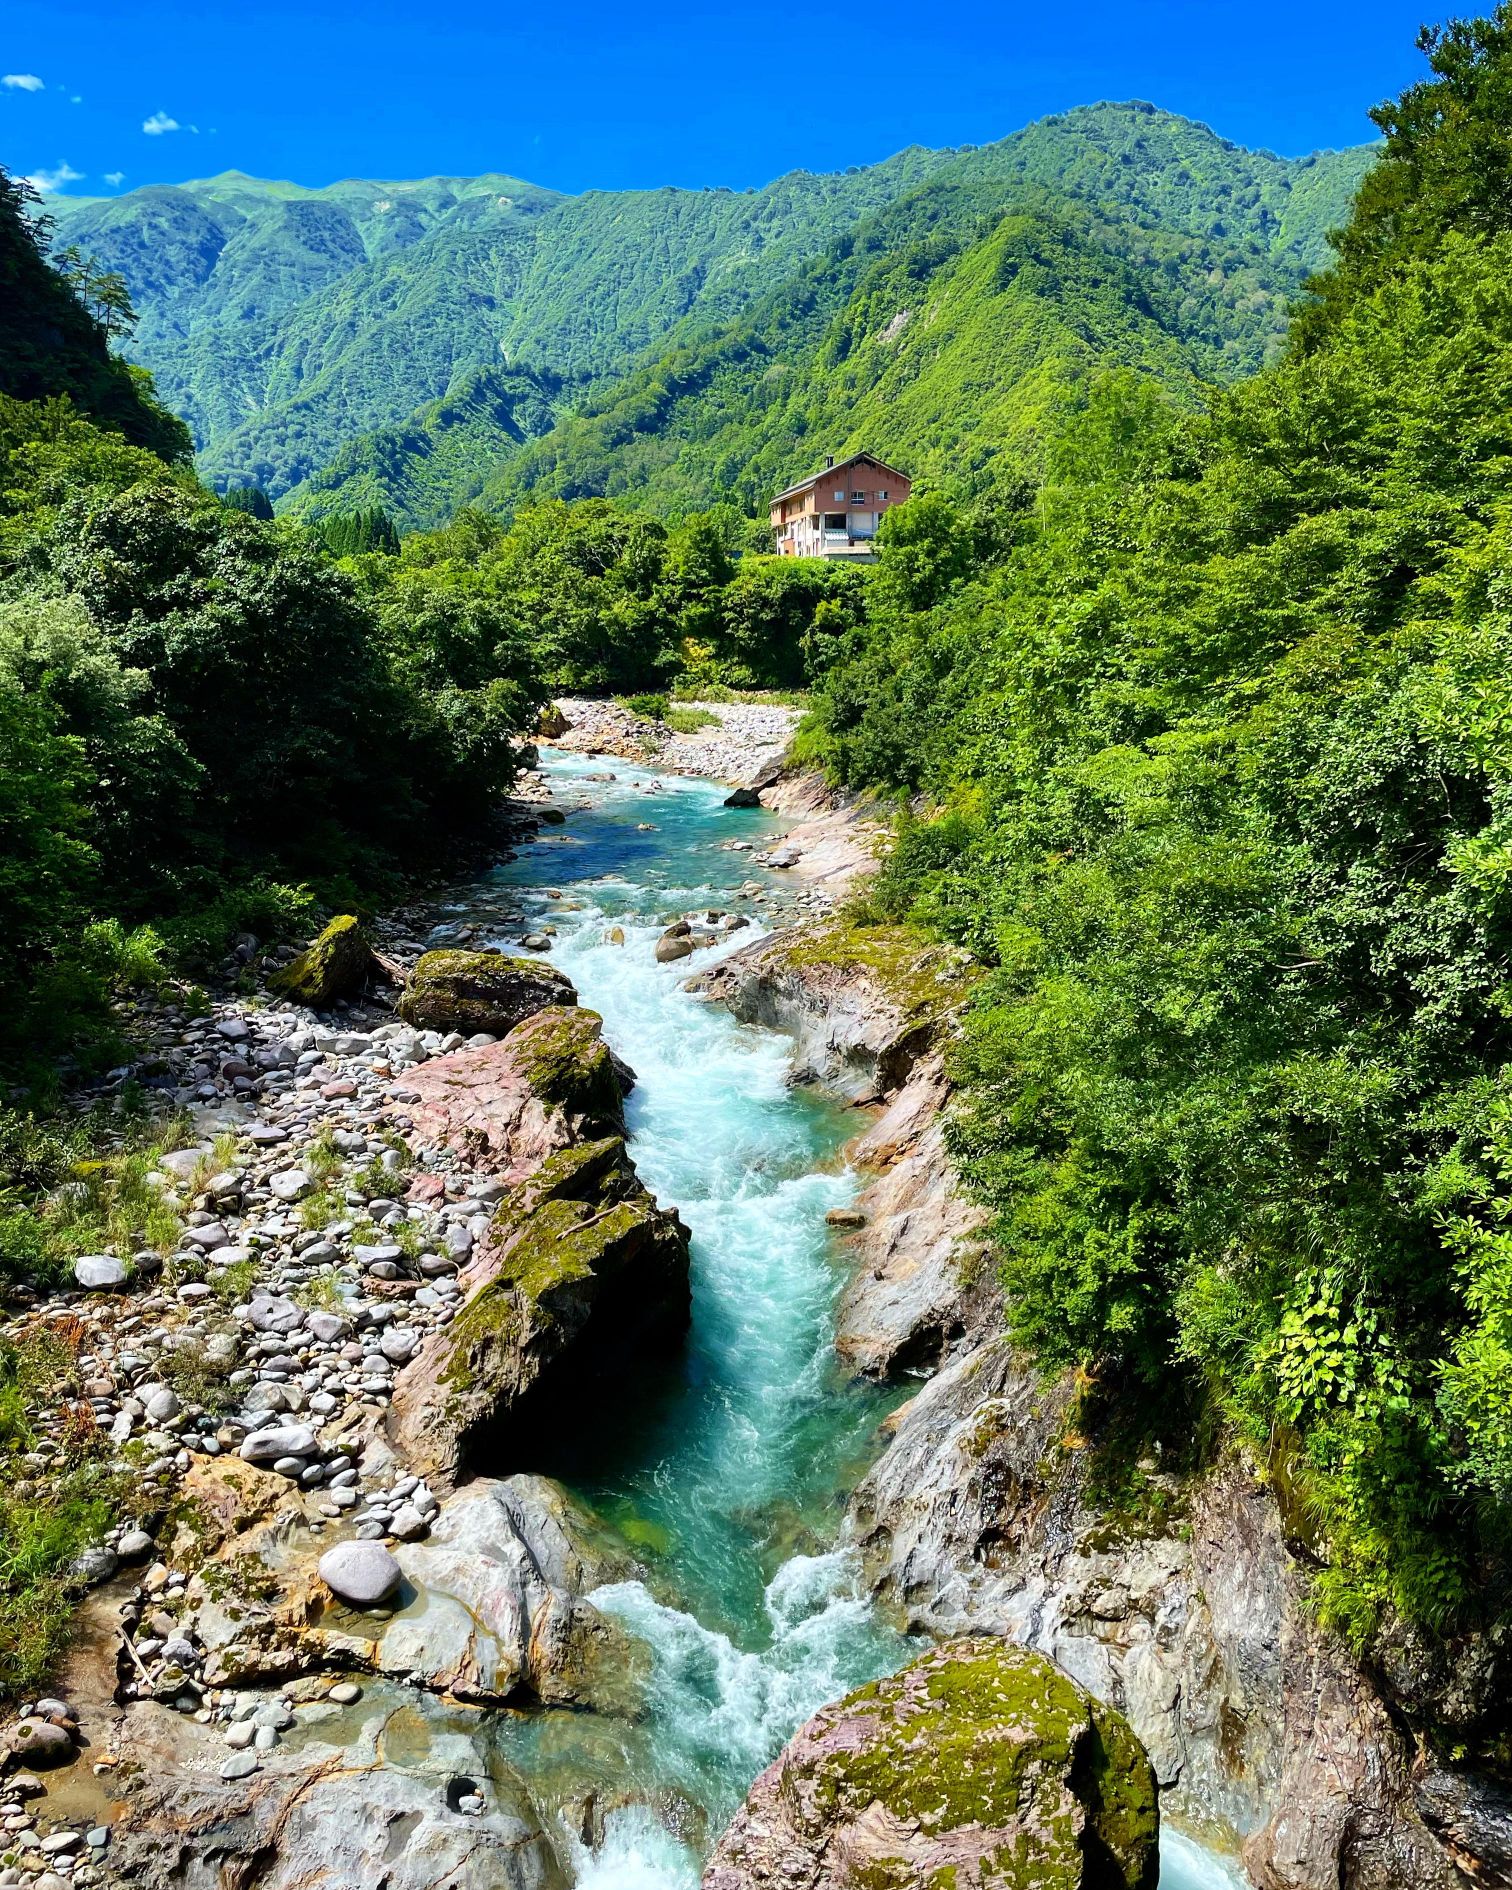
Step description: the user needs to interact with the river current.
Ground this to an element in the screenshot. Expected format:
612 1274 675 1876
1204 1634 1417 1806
434 751 1241 1890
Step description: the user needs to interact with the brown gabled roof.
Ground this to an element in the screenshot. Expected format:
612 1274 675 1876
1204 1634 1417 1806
770 451 910 505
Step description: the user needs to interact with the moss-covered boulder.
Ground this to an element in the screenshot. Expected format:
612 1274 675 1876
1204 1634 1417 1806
704 1638 1159 1890
397 948 576 1037
388 1135 691 1486
269 914 373 1006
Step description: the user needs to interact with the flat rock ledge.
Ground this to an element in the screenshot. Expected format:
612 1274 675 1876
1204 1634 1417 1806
702 1637 1159 1890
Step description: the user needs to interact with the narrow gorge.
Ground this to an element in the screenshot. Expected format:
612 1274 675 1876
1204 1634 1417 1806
8 712 1483 1890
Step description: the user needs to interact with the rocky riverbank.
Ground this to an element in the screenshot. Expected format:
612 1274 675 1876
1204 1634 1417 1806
547 697 801 786
690 909 1512 1889
8 722 1502 1890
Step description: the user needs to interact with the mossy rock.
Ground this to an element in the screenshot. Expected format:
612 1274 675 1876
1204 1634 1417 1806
706 1637 1159 1890
269 914 374 1007
506 1005 625 1127
397 949 576 1037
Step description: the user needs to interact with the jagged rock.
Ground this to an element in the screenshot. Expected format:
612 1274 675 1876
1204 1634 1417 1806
703 1638 1158 1890
834 1055 988 1378
689 920 975 1102
269 915 374 1006
848 1336 1467 1888
538 703 570 738
388 1138 689 1486
397 949 576 1037
723 785 762 808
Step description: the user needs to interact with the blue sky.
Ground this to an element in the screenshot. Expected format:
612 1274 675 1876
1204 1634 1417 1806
5 0 1430 200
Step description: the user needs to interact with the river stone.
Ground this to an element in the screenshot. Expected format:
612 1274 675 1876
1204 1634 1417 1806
73 1255 129 1291
319 1539 402 1606
240 1424 318 1464
702 1638 1159 1890
10 1719 75 1767
397 949 576 1038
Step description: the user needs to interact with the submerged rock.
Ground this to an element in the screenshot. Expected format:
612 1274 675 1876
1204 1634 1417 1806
703 1637 1159 1889
269 914 373 1006
397 949 576 1037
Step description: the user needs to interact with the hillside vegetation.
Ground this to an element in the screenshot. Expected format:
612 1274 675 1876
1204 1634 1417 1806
304 106 1371 526
49 107 1370 525
792 10 1512 1726
49 151 949 503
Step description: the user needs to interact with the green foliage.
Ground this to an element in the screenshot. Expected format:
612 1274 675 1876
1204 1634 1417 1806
0 227 549 1072
0 166 189 463
221 483 273 520
48 111 1367 522
799 22 1512 1656
317 505 399 557
621 692 669 722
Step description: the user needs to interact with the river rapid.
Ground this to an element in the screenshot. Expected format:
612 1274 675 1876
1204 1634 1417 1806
438 751 1241 1890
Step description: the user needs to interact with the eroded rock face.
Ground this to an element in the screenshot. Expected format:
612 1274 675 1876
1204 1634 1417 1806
834 1055 990 1379
329 1475 647 1711
703 1637 1159 1890
105 1696 568 1890
398 948 577 1037
688 921 975 1103
847 1339 1469 1890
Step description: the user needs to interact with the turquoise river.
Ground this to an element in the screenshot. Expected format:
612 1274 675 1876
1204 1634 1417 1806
433 750 1242 1890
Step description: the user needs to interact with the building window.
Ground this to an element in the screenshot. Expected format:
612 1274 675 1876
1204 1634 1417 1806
878 489 889 500
851 490 865 501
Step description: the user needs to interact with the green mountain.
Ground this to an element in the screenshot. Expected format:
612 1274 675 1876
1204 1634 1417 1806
291 105 1376 527
48 152 950 499
50 104 1372 528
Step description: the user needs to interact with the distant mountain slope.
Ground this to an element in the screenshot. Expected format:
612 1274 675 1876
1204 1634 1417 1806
49 151 952 498
293 105 1374 527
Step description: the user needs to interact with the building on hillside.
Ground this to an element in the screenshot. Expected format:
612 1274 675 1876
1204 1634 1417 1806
769 452 911 559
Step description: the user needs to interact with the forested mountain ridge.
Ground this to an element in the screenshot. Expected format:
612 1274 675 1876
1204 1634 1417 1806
47 148 951 499
48 103 1371 520
284 104 1376 527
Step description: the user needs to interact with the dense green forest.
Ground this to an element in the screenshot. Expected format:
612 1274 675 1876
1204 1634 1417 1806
0 178 861 1078
47 152 949 503
468 110 1374 525
792 10 1512 1680
0 170 546 1072
46 107 1370 523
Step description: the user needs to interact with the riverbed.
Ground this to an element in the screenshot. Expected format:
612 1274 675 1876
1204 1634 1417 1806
432 751 1243 1890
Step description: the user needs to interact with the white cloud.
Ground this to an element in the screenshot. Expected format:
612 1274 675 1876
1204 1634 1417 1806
142 110 180 135
70 95 82 105
25 159 84 194
104 170 124 186
3 73 45 91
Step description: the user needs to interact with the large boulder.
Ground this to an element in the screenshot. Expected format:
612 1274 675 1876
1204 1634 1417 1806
398 1008 627 1177
270 914 373 1006
703 1638 1159 1890
398 949 576 1037
388 1137 690 1486
330 1475 646 1711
